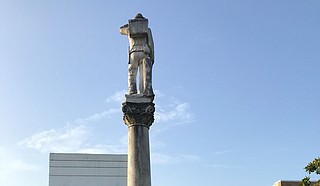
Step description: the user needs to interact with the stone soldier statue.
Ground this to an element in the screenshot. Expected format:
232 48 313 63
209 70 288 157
120 13 155 97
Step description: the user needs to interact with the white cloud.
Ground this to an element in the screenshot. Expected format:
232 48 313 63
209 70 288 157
19 124 127 154
105 90 127 103
208 163 243 169
19 125 89 153
69 144 127 154
19 95 124 154
20 90 194 157
0 146 41 185
155 102 194 124
74 108 120 124
211 149 235 155
105 90 195 126
0 146 40 171
152 153 200 165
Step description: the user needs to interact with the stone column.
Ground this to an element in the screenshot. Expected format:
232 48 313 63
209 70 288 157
122 96 155 186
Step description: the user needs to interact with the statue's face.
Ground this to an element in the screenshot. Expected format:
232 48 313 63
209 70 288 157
120 24 129 35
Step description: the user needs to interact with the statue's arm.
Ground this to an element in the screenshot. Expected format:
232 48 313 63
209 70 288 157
147 28 154 62
119 24 129 35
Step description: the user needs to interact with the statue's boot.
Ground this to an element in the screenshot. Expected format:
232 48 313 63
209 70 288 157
128 63 138 94
128 83 137 95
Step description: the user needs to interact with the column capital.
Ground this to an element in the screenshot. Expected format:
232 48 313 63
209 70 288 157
122 101 155 128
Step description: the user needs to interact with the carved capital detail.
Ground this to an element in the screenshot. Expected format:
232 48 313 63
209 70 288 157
122 102 155 128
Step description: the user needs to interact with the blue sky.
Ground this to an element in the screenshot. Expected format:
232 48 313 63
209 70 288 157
1 0 320 185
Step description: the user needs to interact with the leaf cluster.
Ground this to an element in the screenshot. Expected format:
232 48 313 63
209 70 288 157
300 158 320 186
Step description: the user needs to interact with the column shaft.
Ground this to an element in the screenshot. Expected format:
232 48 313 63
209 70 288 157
122 100 155 186
128 125 151 186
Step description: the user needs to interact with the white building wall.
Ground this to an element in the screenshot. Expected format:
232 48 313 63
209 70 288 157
49 153 127 186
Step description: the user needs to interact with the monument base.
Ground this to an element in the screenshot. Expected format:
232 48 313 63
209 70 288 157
124 94 154 103
122 94 155 186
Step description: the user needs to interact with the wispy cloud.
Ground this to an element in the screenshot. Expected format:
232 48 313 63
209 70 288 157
19 124 127 154
193 34 219 44
105 90 126 103
0 146 40 171
207 149 243 169
152 153 200 165
74 108 120 124
20 90 193 156
19 91 127 154
154 91 194 127
211 149 235 155
208 163 244 169
155 102 194 124
0 146 41 184
19 125 89 153
68 144 126 154
104 90 195 126
209 164 236 168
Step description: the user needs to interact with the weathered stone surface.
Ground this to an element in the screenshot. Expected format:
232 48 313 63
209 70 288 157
128 15 148 37
121 13 156 186
127 125 151 186
122 100 154 186
122 98 155 186
120 13 155 97
124 94 154 103
122 101 155 128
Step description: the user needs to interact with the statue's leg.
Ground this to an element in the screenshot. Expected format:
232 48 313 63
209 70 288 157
128 59 138 95
139 59 145 94
141 58 154 96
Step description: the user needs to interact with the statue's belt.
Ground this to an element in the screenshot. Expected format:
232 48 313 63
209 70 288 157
129 50 144 54
129 45 150 54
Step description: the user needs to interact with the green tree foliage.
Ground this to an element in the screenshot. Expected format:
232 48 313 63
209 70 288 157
300 157 320 186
